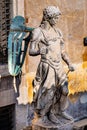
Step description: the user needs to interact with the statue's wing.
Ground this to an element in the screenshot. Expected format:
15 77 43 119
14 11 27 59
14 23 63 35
8 16 32 76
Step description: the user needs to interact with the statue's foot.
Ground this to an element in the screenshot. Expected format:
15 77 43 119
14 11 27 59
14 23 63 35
49 112 61 124
60 111 73 121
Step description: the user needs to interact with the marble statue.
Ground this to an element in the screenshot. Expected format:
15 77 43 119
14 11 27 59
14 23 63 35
29 6 74 124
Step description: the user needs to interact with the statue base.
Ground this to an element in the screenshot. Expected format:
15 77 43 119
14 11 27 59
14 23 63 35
32 116 74 130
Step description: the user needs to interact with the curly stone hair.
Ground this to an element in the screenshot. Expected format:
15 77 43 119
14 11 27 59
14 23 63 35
43 6 61 20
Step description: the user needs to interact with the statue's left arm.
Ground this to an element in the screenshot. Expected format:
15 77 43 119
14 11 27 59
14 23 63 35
60 39 74 71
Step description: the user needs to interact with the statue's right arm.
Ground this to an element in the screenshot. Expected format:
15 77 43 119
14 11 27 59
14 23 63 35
29 28 41 56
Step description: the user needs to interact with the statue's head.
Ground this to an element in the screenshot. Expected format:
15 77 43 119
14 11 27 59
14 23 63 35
43 6 61 26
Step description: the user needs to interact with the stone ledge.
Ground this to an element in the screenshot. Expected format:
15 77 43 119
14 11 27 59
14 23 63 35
73 118 87 129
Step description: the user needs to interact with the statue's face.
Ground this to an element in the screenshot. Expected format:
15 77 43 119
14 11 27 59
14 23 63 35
48 15 59 26
43 6 61 26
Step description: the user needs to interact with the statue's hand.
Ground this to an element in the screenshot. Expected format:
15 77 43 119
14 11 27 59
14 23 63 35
68 64 75 72
40 47 48 55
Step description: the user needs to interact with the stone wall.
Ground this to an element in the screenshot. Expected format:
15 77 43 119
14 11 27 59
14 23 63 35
0 65 15 107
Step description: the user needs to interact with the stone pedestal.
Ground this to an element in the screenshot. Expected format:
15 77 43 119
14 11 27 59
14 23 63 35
32 125 73 130
32 118 73 130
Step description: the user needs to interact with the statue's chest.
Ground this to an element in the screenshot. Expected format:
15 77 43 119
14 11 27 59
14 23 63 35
41 29 60 45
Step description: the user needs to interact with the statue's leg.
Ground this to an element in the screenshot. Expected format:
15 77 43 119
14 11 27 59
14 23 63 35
59 81 73 120
48 88 62 124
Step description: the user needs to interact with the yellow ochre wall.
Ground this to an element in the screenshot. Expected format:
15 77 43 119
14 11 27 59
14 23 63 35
24 0 87 102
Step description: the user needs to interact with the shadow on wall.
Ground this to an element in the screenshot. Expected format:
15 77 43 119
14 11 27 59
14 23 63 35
14 72 35 105
15 73 22 100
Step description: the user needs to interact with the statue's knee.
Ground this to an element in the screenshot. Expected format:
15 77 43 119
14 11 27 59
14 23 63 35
61 82 69 96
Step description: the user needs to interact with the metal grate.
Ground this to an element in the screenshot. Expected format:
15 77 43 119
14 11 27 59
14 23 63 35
0 0 12 63
0 104 15 130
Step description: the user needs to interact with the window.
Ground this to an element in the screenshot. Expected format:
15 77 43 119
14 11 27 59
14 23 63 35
0 0 12 63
